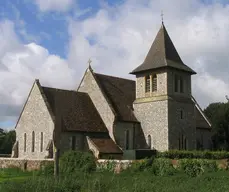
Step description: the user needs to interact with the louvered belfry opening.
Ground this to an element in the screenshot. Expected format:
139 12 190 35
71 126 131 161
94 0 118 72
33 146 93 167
152 74 157 92
145 75 150 92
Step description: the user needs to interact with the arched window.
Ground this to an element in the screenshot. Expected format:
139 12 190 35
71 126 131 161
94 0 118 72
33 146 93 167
145 75 150 93
148 135 151 149
32 131 35 152
125 130 129 150
40 132 43 152
24 133 26 152
152 75 157 92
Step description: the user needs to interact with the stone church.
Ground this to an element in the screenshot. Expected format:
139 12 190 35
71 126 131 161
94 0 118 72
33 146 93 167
11 22 211 160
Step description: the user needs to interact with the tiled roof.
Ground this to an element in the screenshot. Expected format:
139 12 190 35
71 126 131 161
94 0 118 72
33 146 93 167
42 86 108 133
89 137 123 154
94 73 138 122
130 23 196 75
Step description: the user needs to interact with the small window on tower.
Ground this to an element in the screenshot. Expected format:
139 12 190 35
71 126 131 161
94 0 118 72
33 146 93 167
145 75 150 93
152 74 157 92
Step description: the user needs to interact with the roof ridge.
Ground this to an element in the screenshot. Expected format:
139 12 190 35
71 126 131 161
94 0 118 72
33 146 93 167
41 86 79 93
94 72 135 82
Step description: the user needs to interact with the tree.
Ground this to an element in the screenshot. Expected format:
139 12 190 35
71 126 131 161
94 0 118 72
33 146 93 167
0 130 16 154
204 102 229 150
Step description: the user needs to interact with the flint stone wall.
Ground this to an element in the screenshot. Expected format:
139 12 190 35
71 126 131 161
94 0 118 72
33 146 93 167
0 158 53 171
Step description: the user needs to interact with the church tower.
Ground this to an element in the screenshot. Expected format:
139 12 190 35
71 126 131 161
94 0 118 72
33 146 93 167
130 23 197 151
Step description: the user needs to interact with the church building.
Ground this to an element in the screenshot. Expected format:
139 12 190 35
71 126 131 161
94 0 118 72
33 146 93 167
11 22 212 160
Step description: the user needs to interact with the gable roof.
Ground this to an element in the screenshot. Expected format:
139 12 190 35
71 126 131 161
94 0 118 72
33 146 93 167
88 137 123 154
41 86 108 133
94 73 138 122
130 23 196 75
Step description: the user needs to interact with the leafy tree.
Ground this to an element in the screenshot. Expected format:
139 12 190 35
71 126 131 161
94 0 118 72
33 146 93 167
204 102 229 150
0 130 16 154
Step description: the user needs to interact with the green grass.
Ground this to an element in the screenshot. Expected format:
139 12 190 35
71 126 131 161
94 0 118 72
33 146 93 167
0 169 229 192
0 168 35 183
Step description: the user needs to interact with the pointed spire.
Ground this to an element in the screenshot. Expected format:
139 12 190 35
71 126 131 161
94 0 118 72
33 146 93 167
130 22 196 75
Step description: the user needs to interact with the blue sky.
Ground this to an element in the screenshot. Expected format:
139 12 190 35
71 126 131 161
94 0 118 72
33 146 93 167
0 0 228 130
0 0 124 58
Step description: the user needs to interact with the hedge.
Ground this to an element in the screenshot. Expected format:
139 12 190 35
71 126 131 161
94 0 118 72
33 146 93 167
156 150 229 159
125 157 226 177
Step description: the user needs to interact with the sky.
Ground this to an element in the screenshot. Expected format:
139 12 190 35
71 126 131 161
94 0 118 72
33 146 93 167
0 0 228 130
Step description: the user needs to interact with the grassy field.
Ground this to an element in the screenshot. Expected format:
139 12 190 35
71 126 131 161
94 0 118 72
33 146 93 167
0 151 229 192
0 168 228 192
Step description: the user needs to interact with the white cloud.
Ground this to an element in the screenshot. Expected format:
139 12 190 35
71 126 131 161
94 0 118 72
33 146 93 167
1 0 229 129
34 0 74 12
0 20 74 127
67 0 229 108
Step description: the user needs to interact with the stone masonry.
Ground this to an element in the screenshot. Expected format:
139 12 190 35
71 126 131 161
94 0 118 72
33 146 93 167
78 68 116 141
15 81 54 159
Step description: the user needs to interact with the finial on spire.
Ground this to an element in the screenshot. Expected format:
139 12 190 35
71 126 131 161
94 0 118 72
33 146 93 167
161 10 164 24
87 58 93 72
88 58 92 66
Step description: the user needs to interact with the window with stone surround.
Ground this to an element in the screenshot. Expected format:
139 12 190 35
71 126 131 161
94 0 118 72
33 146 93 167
145 75 150 93
174 74 184 93
152 74 157 92
147 135 151 149
179 134 187 150
24 133 26 152
32 131 35 152
125 130 129 150
40 132 43 152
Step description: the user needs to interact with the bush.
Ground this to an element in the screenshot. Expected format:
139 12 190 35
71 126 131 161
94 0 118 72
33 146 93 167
60 150 96 175
156 150 229 160
127 158 154 172
97 161 116 172
179 159 205 177
151 158 177 176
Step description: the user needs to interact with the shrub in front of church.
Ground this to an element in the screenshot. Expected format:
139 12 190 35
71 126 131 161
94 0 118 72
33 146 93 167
151 158 177 176
60 150 96 174
156 150 229 160
125 157 154 173
177 159 221 177
178 159 204 177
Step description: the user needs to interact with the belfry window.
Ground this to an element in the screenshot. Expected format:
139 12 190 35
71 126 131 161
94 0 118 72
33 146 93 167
152 74 157 92
145 75 150 92
174 74 184 93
